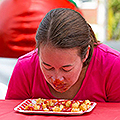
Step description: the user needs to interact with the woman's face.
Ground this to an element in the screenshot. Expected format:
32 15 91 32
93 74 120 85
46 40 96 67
39 45 84 93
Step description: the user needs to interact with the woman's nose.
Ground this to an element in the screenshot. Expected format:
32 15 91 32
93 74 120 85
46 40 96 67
51 76 64 81
52 71 64 80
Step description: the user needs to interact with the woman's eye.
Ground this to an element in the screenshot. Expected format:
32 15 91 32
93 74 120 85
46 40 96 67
45 67 53 70
43 65 53 70
62 68 73 72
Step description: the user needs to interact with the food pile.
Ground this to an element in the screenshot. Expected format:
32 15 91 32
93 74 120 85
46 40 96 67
24 98 92 112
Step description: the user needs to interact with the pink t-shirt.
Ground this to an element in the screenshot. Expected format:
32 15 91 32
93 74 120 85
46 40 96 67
5 44 120 102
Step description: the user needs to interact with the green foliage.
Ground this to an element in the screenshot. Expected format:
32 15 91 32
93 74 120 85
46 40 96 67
108 0 120 40
68 0 78 7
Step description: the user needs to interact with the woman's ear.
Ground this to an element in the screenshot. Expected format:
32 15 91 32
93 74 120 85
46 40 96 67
82 45 90 62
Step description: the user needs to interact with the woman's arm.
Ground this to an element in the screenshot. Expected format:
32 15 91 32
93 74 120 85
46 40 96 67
5 60 32 100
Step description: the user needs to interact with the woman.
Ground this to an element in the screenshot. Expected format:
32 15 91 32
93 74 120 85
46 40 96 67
5 8 120 102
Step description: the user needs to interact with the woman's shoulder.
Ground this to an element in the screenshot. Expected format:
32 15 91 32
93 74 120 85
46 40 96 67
15 49 39 70
18 49 39 63
90 43 120 69
96 43 120 57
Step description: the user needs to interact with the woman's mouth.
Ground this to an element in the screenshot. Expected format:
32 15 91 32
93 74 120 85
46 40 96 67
50 78 69 93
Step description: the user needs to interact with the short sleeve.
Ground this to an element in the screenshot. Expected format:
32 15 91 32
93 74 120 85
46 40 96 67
106 55 120 102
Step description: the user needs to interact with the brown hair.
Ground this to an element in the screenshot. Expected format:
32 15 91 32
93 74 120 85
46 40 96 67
36 8 99 67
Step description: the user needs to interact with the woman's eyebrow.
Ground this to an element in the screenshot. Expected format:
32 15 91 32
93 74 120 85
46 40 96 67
42 62 51 66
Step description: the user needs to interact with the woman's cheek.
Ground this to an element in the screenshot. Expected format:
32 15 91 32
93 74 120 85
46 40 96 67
40 66 50 79
42 70 51 80
68 68 82 84
67 74 78 85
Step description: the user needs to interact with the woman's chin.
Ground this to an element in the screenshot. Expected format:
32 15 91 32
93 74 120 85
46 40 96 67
53 86 70 93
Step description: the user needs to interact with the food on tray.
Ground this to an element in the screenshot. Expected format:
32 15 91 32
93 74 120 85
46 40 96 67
24 98 92 112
